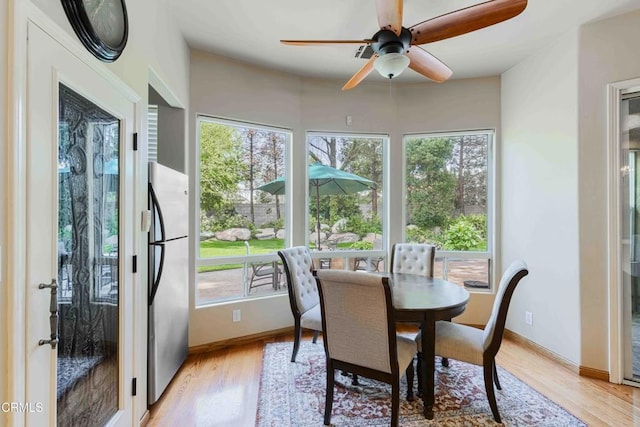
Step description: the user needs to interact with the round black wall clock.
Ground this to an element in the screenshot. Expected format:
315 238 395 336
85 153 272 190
61 0 129 62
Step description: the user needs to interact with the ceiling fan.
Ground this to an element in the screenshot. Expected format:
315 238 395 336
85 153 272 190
281 0 527 90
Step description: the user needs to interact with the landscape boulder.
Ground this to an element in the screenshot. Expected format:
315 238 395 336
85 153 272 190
215 228 251 242
331 218 348 234
328 232 359 243
255 228 276 240
200 231 214 241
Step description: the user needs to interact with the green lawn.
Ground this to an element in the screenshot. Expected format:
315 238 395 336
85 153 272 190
200 238 284 257
198 239 284 272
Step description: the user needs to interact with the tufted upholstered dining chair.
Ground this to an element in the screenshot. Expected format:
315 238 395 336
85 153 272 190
390 243 436 276
278 246 322 362
418 260 529 423
390 242 437 386
315 270 417 427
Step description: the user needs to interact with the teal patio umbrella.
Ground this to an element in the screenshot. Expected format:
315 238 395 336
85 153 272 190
257 162 376 249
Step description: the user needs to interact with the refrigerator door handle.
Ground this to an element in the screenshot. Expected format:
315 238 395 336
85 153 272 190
148 183 166 244
149 241 165 306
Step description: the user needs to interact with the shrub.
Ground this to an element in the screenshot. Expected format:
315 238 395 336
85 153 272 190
349 240 373 250
201 210 253 233
404 226 446 248
444 218 482 250
346 214 382 237
465 214 487 240
405 225 427 243
261 217 284 230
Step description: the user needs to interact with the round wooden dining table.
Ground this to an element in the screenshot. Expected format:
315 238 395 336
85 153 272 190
379 272 470 420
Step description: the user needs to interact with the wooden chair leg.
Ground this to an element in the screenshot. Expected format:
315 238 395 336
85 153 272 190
291 321 302 362
312 330 319 344
416 354 422 397
483 362 501 423
441 318 451 367
493 361 502 390
324 362 335 426
405 359 415 401
391 376 400 427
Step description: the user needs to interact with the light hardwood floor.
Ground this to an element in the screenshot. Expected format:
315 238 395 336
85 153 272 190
147 331 640 427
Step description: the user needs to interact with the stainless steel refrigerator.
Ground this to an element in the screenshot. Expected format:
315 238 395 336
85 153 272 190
148 162 189 405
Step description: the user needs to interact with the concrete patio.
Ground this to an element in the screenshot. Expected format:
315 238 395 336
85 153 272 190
197 257 490 303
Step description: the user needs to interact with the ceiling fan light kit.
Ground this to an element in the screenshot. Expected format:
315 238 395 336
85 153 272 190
374 53 410 79
281 0 527 90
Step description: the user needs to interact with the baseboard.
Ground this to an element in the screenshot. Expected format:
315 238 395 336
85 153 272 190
579 365 610 382
188 326 295 354
503 329 580 374
189 323 481 354
139 410 150 426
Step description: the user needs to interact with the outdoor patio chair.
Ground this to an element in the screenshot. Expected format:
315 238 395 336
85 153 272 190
247 261 283 293
353 256 384 272
418 260 529 423
244 241 283 294
278 246 322 362
315 270 417 427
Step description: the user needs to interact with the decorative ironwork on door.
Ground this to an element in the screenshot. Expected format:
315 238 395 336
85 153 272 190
57 84 120 426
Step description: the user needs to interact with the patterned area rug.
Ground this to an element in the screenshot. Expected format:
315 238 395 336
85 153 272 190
256 341 586 426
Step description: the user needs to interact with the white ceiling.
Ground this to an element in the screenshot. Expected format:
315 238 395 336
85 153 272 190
168 0 640 84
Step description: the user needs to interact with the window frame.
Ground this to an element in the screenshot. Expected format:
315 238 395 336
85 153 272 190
305 131 389 270
402 129 495 292
195 115 292 306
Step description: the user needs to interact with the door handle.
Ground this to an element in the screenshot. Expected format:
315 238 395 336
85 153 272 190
38 279 58 349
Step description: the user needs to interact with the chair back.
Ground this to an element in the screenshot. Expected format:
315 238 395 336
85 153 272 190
482 260 529 354
278 247 318 316
315 270 398 374
390 243 435 277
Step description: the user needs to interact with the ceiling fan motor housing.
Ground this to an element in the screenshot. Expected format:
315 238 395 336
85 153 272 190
371 28 411 55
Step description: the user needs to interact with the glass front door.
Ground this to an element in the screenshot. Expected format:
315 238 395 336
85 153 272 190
56 84 121 425
621 92 640 383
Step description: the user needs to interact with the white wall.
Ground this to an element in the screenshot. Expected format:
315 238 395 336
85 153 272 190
189 50 502 346
189 51 303 346
501 31 581 365
3 0 190 422
1 0 8 418
29 0 189 105
578 10 640 371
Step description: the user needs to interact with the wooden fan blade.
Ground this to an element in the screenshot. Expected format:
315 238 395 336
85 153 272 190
406 46 452 83
408 0 527 45
342 56 378 91
376 0 403 36
281 39 372 46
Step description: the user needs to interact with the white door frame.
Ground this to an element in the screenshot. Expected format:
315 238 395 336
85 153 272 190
607 77 640 385
5 2 142 425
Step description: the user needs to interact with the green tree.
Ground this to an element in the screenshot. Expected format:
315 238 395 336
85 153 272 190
255 132 285 221
405 137 457 229
449 134 488 215
340 138 383 215
241 128 259 223
199 122 245 213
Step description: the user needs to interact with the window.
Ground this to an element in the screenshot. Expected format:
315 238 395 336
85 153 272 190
306 132 387 272
196 116 290 304
404 130 494 290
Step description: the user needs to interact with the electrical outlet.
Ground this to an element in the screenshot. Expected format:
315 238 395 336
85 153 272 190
232 309 241 323
525 311 533 326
